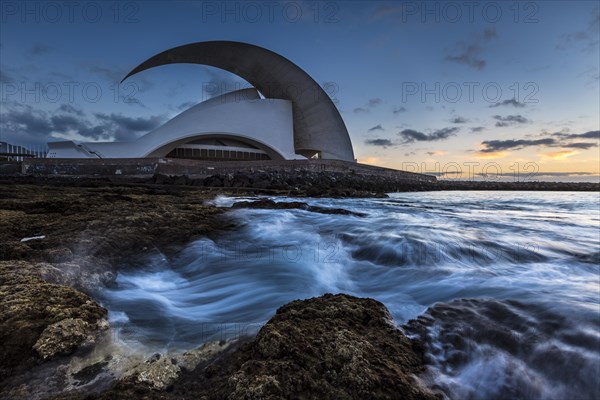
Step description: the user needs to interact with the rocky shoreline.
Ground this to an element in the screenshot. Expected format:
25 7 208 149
2 171 598 200
0 182 227 398
138 172 600 194
0 180 441 399
1 176 597 398
53 294 438 400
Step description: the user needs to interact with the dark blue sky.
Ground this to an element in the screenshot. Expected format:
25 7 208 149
1 1 598 179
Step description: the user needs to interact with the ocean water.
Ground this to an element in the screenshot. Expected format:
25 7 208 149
101 191 600 399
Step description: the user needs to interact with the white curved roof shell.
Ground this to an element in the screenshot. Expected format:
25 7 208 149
48 89 302 160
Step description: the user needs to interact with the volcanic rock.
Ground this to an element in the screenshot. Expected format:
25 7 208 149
0 261 107 381
231 198 367 217
81 294 438 399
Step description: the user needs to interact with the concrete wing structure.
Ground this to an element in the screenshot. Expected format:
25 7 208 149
122 41 355 161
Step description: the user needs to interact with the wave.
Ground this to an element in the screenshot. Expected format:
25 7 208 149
100 191 600 397
404 298 600 400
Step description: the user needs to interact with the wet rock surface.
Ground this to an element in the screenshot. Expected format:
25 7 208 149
1 337 234 399
119 341 233 392
231 198 367 216
0 181 227 268
152 171 407 197
33 318 108 360
63 294 438 400
123 355 181 391
0 261 107 382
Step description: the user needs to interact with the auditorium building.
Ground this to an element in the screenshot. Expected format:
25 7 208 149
48 41 355 163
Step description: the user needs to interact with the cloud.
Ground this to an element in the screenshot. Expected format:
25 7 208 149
0 70 11 83
578 66 600 87
556 8 599 52
358 156 380 164
470 171 600 181
429 170 464 177
367 124 384 132
177 101 198 111
0 105 53 142
368 98 383 107
393 106 407 114
562 142 597 150
426 150 448 156
57 104 85 116
498 171 596 177
542 150 578 159
202 66 250 98
475 151 508 159
398 127 459 143
554 130 600 140
470 126 485 133
49 110 104 140
94 113 163 132
365 138 394 147
477 130 599 156
354 98 384 114
94 113 165 141
483 27 497 40
489 98 526 108
451 116 468 124
0 102 166 144
0 103 104 143
30 43 52 56
51 114 91 135
90 65 125 83
479 138 554 152
87 65 154 98
445 44 486 70
445 27 497 70
493 114 530 127
368 4 402 22
49 114 109 141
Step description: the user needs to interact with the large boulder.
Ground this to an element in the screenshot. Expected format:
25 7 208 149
0 262 107 381
172 293 438 399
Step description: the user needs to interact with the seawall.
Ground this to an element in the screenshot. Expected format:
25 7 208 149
16 158 436 182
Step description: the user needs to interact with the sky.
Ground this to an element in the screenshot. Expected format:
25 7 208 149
1 0 599 181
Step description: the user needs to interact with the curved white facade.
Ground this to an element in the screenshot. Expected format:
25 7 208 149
48 89 303 160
